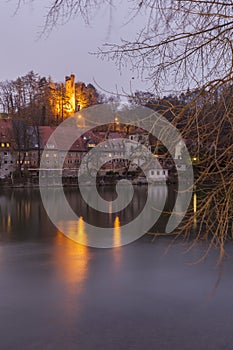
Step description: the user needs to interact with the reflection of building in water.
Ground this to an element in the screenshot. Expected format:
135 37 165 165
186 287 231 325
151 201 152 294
166 186 192 231
193 192 197 229
0 195 13 236
56 216 89 246
148 184 168 204
0 190 44 240
113 216 122 266
76 216 88 246
54 229 89 299
113 216 121 248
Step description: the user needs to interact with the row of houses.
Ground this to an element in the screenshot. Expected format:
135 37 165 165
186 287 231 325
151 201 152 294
1 117 198 183
0 119 160 179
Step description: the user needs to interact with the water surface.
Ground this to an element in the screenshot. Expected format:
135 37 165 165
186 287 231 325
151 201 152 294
0 187 233 350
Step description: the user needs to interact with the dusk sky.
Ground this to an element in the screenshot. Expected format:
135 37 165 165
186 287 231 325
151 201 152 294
1 1 149 95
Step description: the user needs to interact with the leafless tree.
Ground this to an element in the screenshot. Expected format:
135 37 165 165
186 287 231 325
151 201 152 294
13 1 233 90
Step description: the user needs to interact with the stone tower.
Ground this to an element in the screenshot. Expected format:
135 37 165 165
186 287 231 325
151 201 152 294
65 74 76 115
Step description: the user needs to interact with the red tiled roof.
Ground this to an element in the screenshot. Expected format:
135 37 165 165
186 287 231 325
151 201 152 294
38 127 130 152
39 126 88 151
0 119 15 146
39 126 56 148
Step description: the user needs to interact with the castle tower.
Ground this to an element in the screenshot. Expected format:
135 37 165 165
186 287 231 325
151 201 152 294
65 74 76 115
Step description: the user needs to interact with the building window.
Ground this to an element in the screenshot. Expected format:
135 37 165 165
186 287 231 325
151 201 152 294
151 170 154 175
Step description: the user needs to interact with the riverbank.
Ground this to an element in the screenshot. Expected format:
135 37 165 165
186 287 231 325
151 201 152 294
0 176 177 188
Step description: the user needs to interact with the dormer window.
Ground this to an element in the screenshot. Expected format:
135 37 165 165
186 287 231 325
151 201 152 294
47 143 55 149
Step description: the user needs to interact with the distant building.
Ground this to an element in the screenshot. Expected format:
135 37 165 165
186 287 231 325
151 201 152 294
50 74 99 121
0 120 15 179
143 159 168 183
37 126 88 179
65 74 76 115
0 121 174 182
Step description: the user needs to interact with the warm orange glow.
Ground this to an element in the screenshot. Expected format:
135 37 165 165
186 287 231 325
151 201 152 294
113 216 121 247
56 102 61 114
114 216 120 228
50 74 76 119
65 74 76 114
76 216 88 246
113 216 122 266
76 114 85 128
193 192 197 229
53 227 89 300
193 192 197 214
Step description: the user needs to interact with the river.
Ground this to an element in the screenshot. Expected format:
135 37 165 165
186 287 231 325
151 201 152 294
0 186 233 349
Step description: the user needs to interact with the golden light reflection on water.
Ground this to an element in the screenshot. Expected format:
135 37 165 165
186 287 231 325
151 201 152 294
193 192 197 214
0 213 12 237
193 192 197 229
54 219 90 293
53 229 90 319
113 216 121 247
7 214 11 232
25 201 30 219
76 216 88 246
58 217 89 246
113 216 122 266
